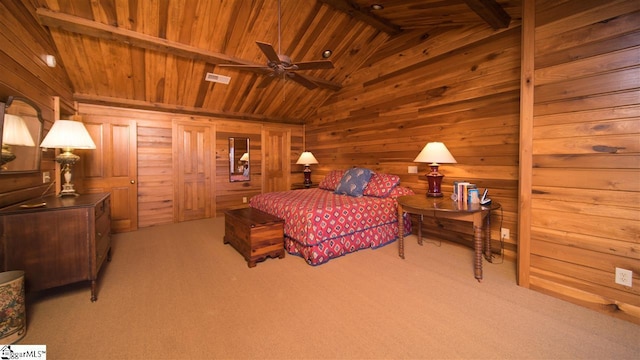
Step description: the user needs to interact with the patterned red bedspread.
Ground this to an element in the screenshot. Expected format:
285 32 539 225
249 187 413 265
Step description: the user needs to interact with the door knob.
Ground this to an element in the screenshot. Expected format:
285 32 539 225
130 180 136 184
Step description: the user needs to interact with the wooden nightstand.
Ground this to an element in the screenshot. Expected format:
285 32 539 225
291 183 319 190
396 195 500 282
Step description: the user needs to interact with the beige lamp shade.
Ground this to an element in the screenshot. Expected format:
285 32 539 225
39 120 96 196
239 152 249 162
413 142 457 165
40 120 96 150
296 151 319 166
2 114 35 146
413 142 457 197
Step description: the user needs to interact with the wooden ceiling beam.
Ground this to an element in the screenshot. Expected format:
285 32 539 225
36 8 342 92
462 0 511 29
36 7 255 66
73 93 303 124
317 0 402 35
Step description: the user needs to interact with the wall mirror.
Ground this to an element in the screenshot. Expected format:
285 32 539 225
229 137 250 182
0 97 43 173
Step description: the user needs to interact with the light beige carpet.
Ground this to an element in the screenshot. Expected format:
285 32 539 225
18 217 640 359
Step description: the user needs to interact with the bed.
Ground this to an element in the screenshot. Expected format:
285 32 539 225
249 168 414 265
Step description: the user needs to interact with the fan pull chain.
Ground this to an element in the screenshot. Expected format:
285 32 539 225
278 0 281 55
282 80 286 102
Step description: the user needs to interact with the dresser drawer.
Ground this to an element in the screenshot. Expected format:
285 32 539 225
95 205 111 269
95 236 110 270
95 196 110 220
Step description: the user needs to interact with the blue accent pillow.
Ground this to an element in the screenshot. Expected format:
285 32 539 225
334 168 373 197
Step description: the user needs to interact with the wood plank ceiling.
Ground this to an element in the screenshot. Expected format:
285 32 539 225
32 0 516 124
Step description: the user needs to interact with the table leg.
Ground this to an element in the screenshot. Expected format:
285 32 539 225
417 214 423 246
398 203 405 259
91 280 97 302
473 224 483 282
484 211 492 261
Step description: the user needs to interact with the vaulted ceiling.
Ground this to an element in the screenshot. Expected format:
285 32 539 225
33 0 519 124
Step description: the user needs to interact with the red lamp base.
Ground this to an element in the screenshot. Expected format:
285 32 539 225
425 165 444 197
303 165 312 187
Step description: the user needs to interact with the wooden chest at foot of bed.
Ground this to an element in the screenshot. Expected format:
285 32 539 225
224 207 285 267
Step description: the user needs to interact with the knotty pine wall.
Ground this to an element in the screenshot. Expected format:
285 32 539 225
308 23 523 260
0 0 74 208
77 104 303 227
523 0 639 324
306 0 640 324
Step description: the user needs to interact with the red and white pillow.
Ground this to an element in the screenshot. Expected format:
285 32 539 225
363 172 401 198
318 170 347 191
386 184 414 199
320 170 405 198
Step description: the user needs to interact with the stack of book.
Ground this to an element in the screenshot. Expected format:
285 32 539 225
453 181 478 204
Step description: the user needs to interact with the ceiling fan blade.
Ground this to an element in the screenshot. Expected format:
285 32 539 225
286 72 318 90
256 41 281 64
218 64 270 69
292 72 341 91
294 60 334 70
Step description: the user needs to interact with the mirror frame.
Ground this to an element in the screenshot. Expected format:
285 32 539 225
0 96 43 174
229 137 250 182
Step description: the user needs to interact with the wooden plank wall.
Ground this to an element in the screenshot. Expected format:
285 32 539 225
0 0 73 208
528 0 640 324
77 104 303 227
215 121 264 215
308 23 523 260
137 119 174 227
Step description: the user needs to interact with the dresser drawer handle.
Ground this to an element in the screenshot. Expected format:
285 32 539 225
97 232 102 237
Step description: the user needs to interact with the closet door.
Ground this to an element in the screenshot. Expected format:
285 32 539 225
174 121 215 222
82 119 138 233
262 126 291 193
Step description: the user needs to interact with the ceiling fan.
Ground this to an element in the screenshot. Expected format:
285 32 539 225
220 0 335 90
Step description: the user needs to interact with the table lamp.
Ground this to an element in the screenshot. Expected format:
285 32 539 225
413 142 457 197
239 152 249 177
1 114 35 169
296 151 319 187
40 120 96 196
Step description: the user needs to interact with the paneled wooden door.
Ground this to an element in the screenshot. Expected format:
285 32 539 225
173 121 215 222
82 119 138 233
262 126 291 193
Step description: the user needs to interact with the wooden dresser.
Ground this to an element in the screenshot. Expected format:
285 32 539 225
0 193 111 301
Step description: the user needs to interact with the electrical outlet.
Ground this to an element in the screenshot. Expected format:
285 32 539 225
615 267 633 287
242 197 248 204
42 171 50 183
408 166 418 174
501 228 510 240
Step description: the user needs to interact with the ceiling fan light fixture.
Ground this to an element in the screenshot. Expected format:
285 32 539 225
220 0 336 91
371 4 384 11
322 50 332 58
44 54 56 67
